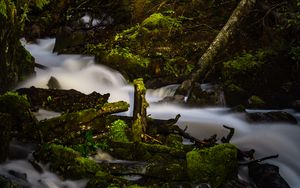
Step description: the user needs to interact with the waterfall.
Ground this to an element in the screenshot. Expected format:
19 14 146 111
2 38 299 187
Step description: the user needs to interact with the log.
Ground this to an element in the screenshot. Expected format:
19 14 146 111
132 78 148 142
17 87 110 113
176 0 257 100
36 101 129 142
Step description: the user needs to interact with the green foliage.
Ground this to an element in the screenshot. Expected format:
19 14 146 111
73 130 108 157
108 119 129 142
222 50 270 87
0 0 7 18
33 0 50 9
289 46 300 63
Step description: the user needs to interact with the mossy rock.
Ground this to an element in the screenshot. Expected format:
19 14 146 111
186 144 238 188
0 92 35 134
248 95 266 108
141 13 182 31
224 83 248 106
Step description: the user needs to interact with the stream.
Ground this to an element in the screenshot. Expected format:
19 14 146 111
1 38 300 188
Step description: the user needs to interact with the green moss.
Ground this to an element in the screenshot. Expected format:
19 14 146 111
0 91 34 133
108 119 129 142
146 162 187 181
224 83 247 106
126 185 147 188
248 95 265 108
132 114 143 142
107 46 150 68
165 134 184 150
186 144 238 188
38 144 107 179
0 91 30 115
142 13 182 30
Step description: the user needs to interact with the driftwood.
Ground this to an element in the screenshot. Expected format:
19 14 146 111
151 114 218 147
17 87 110 113
176 0 256 100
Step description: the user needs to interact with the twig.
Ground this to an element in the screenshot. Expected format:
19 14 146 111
221 125 235 143
239 154 279 166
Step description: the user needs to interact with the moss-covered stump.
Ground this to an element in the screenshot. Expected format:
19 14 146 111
36 101 129 142
0 113 13 162
17 87 110 113
186 144 238 188
0 92 35 135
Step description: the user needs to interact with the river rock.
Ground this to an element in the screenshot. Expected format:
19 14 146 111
246 111 297 124
291 100 300 111
248 162 290 188
187 83 226 107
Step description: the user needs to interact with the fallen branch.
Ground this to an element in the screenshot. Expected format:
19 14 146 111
239 154 279 166
221 125 235 143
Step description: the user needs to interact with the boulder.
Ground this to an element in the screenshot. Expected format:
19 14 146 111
246 111 297 124
248 163 290 188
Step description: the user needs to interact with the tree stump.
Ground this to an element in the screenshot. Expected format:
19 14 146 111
132 78 148 142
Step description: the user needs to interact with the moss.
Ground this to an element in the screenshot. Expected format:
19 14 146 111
186 144 238 188
107 46 150 68
165 134 184 150
0 91 31 116
248 95 265 108
224 83 248 106
0 91 35 133
142 13 182 30
146 162 187 181
126 185 147 188
38 144 107 179
108 119 129 143
132 114 144 142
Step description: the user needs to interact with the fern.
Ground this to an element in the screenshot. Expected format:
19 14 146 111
0 0 7 18
32 0 49 9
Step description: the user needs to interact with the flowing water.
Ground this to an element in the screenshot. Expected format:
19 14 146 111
1 38 299 187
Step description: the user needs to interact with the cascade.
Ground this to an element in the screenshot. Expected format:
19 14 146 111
1 39 299 188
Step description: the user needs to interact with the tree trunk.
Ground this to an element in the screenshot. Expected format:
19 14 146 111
176 0 256 99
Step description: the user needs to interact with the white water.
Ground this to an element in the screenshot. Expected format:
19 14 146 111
2 38 299 187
